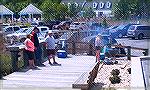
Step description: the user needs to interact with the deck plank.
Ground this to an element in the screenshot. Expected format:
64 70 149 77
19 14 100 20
1 55 95 89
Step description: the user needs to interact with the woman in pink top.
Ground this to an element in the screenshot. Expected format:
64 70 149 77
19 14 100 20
24 34 36 69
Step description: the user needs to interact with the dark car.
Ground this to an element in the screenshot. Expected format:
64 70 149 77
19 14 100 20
53 21 71 30
102 25 119 35
45 20 61 30
110 23 139 38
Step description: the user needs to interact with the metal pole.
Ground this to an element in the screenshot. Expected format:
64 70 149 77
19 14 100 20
127 46 131 60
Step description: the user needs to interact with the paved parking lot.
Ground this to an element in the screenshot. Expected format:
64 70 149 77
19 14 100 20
116 38 150 56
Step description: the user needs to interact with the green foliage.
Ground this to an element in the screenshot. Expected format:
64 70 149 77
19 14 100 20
114 0 150 20
102 17 108 28
68 3 82 18
40 0 68 21
113 0 130 20
0 54 12 76
0 54 24 76
82 7 95 18
5 2 28 13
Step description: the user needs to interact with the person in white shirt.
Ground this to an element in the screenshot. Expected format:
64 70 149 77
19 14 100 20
45 31 59 65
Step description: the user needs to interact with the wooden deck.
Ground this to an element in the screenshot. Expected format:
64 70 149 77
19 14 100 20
1 55 96 89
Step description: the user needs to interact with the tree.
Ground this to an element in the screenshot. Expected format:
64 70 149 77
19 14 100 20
82 7 95 18
40 0 68 21
68 3 81 18
113 0 130 20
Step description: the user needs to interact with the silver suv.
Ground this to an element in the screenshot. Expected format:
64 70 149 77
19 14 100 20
127 25 150 39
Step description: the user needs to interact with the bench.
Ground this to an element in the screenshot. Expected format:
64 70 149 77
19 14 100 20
72 62 104 90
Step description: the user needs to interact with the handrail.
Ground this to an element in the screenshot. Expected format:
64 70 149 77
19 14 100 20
65 41 149 60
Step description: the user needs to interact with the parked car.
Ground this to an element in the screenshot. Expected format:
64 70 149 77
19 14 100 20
6 26 49 44
89 22 102 30
3 26 21 35
110 24 139 38
69 22 88 30
102 25 119 35
53 21 71 30
127 25 150 39
59 30 99 41
45 20 61 30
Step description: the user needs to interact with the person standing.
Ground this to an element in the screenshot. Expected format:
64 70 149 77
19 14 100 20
45 31 59 65
24 34 36 69
31 27 45 66
95 34 104 62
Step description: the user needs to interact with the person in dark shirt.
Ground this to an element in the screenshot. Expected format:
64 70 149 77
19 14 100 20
31 27 45 66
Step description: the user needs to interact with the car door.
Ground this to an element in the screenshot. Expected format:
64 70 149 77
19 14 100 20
5 27 13 34
13 27 20 32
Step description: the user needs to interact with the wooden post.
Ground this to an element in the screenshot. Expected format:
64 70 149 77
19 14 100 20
127 46 131 60
72 41 76 55
144 49 148 56
88 44 93 55
0 55 2 79
10 50 19 72
23 49 28 68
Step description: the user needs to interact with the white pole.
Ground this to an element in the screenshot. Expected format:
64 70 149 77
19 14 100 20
1 14 3 23
11 14 13 25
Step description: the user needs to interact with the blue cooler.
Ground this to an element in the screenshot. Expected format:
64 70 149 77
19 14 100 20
57 50 67 58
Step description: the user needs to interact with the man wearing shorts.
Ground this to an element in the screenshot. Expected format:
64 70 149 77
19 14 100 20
45 31 59 65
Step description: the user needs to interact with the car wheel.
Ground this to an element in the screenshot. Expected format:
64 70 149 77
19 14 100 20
138 34 143 40
131 37 135 39
118 33 123 38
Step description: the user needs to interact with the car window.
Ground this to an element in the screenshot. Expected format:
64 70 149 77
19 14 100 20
129 26 135 30
136 26 150 30
116 25 125 29
41 28 48 32
14 27 20 31
5 27 12 32
74 23 80 25
23 29 28 32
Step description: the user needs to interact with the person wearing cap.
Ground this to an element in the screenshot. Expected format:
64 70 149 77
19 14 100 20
24 34 37 69
45 30 60 65
95 34 104 62
31 27 45 67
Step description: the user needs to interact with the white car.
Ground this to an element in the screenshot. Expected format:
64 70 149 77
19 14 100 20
6 26 49 44
69 22 88 30
3 26 21 35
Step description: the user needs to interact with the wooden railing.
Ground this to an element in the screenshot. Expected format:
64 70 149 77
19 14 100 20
65 41 149 60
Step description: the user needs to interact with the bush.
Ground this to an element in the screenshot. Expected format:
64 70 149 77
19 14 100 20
111 69 120 76
109 75 121 84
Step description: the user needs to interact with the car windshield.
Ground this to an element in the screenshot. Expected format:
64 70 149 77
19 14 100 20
108 25 118 29
24 28 33 34
15 29 23 33
128 26 136 30
116 25 125 29
74 23 80 25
